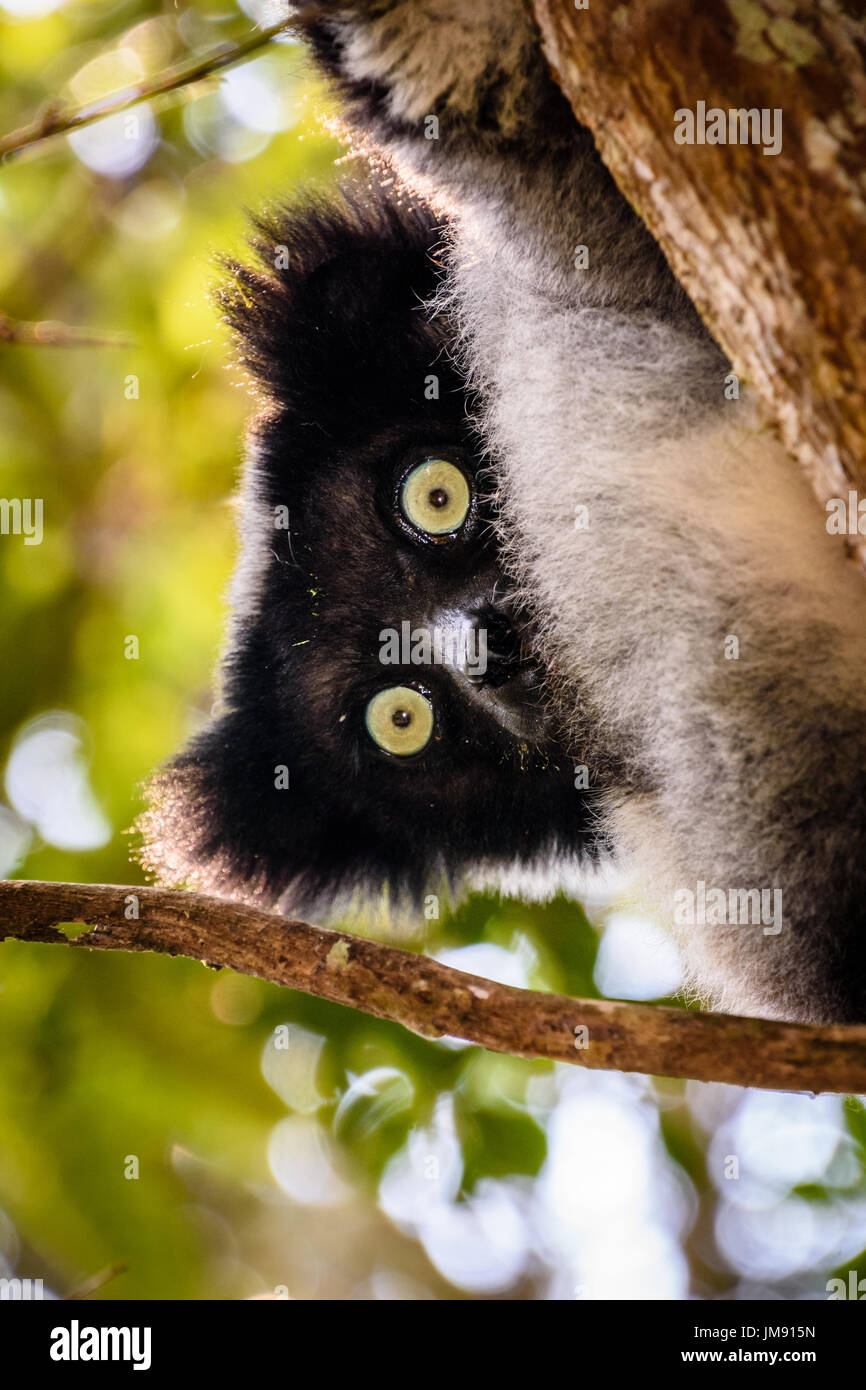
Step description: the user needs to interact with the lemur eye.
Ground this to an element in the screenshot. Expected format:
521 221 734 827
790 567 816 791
401 459 470 535
365 686 433 756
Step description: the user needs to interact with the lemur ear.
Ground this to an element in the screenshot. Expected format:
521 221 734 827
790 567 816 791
217 183 445 408
137 710 324 909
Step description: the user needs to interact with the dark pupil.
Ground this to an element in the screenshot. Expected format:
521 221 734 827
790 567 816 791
428 487 449 509
392 708 412 728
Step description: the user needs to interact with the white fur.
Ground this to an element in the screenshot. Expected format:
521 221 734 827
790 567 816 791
453 210 866 1019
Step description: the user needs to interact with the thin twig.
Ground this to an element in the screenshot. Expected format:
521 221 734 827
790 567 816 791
63 1262 128 1300
0 18 305 162
0 311 134 348
2 879 866 1094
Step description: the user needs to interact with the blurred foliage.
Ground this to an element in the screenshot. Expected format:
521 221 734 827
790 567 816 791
0 0 605 1301
1 0 865 1304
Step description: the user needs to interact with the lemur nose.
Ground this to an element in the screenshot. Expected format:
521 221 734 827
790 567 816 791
467 603 531 688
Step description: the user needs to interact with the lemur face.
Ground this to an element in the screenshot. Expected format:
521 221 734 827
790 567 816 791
139 186 602 916
292 435 548 756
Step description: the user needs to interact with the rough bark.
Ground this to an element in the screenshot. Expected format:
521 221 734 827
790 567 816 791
534 0 866 563
3 878 866 1094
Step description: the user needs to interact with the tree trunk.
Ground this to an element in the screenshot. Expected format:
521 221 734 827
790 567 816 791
534 0 866 563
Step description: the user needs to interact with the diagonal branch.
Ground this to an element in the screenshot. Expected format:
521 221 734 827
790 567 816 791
2 878 866 1094
0 16 313 162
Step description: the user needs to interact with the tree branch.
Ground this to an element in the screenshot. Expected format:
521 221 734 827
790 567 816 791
63 1263 128 1301
0 310 134 348
533 0 866 564
2 878 865 1094
0 17 306 162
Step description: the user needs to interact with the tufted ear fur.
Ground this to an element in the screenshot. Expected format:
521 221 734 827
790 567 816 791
218 181 451 416
140 712 307 908
139 704 442 914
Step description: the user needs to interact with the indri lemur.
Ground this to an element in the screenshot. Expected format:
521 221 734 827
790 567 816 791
145 1 866 1023
284 0 866 1023
141 185 601 920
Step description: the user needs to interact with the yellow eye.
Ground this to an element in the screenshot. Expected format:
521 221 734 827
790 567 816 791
365 686 434 756
401 459 471 535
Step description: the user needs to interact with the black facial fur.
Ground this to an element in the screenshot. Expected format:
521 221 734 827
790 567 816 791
140 184 602 915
